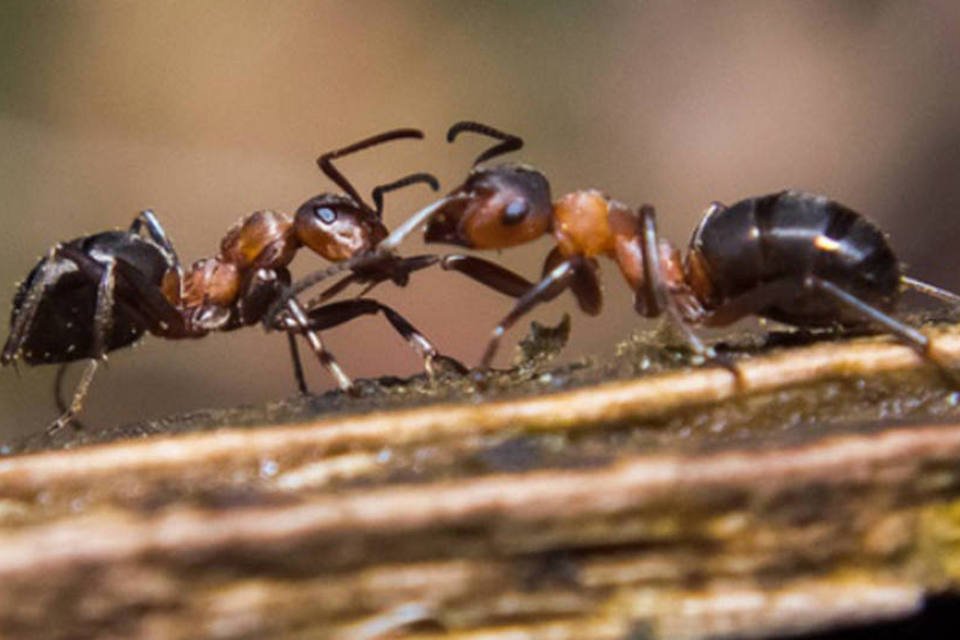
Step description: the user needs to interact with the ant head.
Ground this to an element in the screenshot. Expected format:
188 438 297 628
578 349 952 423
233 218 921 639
424 165 553 249
294 193 388 261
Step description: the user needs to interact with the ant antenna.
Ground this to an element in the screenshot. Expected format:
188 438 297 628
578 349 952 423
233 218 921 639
371 172 440 218
447 121 524 166
317 128 425 214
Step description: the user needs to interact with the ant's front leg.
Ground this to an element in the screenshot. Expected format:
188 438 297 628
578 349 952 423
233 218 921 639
806 276 960 386
260 270 354 393
279 297 355 393
439 255 535 298
478 255 593 371
304 255 442 308
301 299 468 378
306 254 536 309
238 268 310 394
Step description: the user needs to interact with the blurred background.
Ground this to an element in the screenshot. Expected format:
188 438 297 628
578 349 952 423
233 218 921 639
0 1 958 439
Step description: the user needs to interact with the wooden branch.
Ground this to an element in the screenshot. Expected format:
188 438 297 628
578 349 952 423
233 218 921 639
2 324 960 638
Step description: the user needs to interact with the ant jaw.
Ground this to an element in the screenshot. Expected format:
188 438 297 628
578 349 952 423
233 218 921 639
424 208 474 248
377 195 466 254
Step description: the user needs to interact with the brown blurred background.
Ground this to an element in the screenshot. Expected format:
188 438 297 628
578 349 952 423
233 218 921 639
1 1 958 439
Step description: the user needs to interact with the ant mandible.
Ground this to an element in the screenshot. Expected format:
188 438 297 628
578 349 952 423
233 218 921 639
375 121 960 375
2 128 519 432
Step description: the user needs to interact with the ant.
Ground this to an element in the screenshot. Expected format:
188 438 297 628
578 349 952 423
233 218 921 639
1 128 531 432
370 121 960 376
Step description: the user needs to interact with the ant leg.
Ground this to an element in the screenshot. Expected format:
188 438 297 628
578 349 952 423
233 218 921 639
270 253 393 319
901 276 960 306
807 277 931 349
303 299 467 377
53 243 188 338
49 258 118 433
303 255 442 309
90 257 117 358
280 298 355 393
542 246 602 314
306 254 535 311
52 362 88 431
638 206 738 374
286 332 309 394
1 246 62 365
54 363 70 415
807 276 960 386
372 253 535 299
129 210 180 268
106 258 187 336
479 258 584 369
311 272 362 304
47 360 99 434
571 264 602 315
232 268 309 394
441 255 535 298
807 275 960 384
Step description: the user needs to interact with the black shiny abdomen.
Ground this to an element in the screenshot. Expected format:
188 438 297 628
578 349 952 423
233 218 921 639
10 231 171 364
688 190 901 327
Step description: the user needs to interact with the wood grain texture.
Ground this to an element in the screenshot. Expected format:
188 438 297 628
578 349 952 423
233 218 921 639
3 322 960 639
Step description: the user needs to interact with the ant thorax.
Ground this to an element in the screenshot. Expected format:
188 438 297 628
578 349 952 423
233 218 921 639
553 190 619 258
220 210 297 270
172 210 300 331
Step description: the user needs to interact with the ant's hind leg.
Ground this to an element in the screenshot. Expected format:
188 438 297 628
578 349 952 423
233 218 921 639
901 276 960 306
52 363 88 431
638 205 740 378
810 277 929 349
130 210 180 269
286 333 309 395
47 360 99 434
655 298 742 380
48 258 118 433
808 276 960 384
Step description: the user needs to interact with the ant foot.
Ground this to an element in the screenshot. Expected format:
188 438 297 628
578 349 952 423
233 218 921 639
426 354 469 378
46 412 79 435
469 367 493 391
702 349 746 387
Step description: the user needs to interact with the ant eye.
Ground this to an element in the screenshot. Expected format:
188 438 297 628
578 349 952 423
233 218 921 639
314 207 337 224
502 199 529 226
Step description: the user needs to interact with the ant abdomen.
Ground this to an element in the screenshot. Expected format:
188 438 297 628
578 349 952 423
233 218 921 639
5 231 171 365
687 190 902 327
